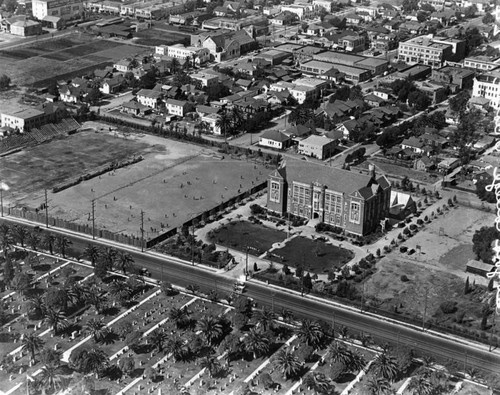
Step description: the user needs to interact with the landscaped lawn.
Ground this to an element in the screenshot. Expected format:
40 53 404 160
210 221 287 256
269 236 354 274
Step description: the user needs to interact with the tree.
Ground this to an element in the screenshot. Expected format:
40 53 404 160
0 224 12 257
118 356 135 377
98 246 117 271
303 372 337 395
83 244 99 266
11 272 30 294
372 352 399 382
165 335 187 362
169 57 180 74
274 347 302 379
0 74 11 90
216 107 233 143
289 104 314 126
22 332 44 362
449 90 471 114
74 347 108 376
27 232 41 251
408 374 433 395
465 276 470 294
219 333 242 365
12 225 28 247
85 87 101 106
39 347 61 367
244 328 270 359
200 356 221 378
169 306 191 329
402 0 418 12
465 4 477 18
85 318 109 343
253 307 275 332
197 316 223 346
55 235 72 258
38 364 63 393
472 226 500 263
44 287 69 312
148 328 166 353
42 233 56 255
366 376 392 395
407 90 430 111
482 12 495 24
28 294 46 320
476 178 496 203
298 319 324 348
43 308 68 335
116 251 134 274
3 256 14 286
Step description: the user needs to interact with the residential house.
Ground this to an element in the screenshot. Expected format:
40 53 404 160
413 80 447 104
165 99 189 117
121 100 152 116
114 59 135 73
270 12 296 26
298 135 337 160
136 89 162 109
100 76 125 95
266 160 391 236
437 157 460 173
372 87 392 101
420 133 448 150
190 72 219 88
259 129 291 149
321 99 359 119
365 94 386 107
414 156 435 171
401 136 427 155
430 66 474 91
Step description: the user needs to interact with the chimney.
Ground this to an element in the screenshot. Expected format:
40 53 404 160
369 163 375 179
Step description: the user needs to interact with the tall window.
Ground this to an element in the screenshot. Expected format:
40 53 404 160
270 181 280 203
350 202 360 224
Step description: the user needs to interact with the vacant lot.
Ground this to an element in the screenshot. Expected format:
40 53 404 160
2 126 270 239
0 33 149 86
134 28 190 46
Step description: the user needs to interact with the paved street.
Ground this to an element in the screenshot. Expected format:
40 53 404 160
1 214 499 375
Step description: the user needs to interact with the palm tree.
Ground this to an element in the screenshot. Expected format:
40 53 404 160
365 377 392 395
298 319 324 348
184 55 191 70
407 374 433 395
27 294 46 319
165 335 186 362
55 235 72 258
108 281 133 306
231 107 245 134
21 332 44 362
42 233 56 255
170 57 180 74
148 328 166 353
43 308 68 335
12 225 29 247
27 232 41 251
0 224 12 257
274 347 302 379
83 244 100 266
67 282 90 307
99 246 117 271
327 341 353 366
200 356 221 378
169 306 190 329
81 348 108 376
244 328 270 360
86 286 107 313
254 307 275 332
116 251 134 274
281 308 295 323
372 352 399 382
216 107 233 143
303 372 337 395
219 333 241 366
197 316 223 346
85 319 109 343
38 364 64 393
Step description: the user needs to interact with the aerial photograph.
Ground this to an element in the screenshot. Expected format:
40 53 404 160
0 0 500 392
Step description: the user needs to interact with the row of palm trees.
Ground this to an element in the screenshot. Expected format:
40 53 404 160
215 106 246 143
82 243 135 275
0 224 72 258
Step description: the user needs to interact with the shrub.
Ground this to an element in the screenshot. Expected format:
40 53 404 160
383 245 391 253
376 248 381 257
440 301 457 314
400 275 409 282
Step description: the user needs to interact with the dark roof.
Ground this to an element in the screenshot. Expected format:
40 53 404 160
261 129 290 142
282 159 389 197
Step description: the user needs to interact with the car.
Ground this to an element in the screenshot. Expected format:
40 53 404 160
139 268 151 277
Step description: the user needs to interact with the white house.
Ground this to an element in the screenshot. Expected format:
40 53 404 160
1 108 45 132
136 89 162 109
191 72 219 87
166 44 211 65
259 129 291 149
165 98 189 117
200 113 221 134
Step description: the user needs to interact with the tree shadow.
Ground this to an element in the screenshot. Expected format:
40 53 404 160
101 306 120 316
32 264 51 272
104 365 123 380
100 331 119 345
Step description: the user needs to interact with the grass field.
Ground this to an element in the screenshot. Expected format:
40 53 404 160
0 33 149 86
2 125 270 240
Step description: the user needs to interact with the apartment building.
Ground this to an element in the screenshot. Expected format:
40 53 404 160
472 70 500 109
280 3 314 20
165 44 210 65
32 0 83 20
398 35 466 68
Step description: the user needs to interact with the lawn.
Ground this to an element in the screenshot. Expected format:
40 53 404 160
209 221 287 256
134 29 189 46
269 236 354 274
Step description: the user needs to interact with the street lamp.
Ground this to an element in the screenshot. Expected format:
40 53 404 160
0 182 10 217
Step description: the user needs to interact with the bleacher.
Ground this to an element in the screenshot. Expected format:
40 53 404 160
0 118 80 154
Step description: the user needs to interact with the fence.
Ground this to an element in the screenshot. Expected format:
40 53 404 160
7 206 143 248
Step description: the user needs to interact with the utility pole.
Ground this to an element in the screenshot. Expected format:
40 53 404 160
422 288 429 331
361 282 365 312
331 311 336 338
245 245 249 281
489 313 496 352
140 210 145 252
91 199 95 240
191 219 195 266
44 189 49 228
0 187 3 217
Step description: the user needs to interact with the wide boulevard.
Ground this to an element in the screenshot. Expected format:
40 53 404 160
1 217 499 375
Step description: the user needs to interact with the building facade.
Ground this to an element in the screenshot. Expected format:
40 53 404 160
166 44 210 64
397 35 465 68
472 70 500 109
1 109 46 132
267 160 391 236
32 0 83 20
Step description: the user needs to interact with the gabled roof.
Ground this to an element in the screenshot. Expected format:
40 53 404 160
136 89 162 99
165 98 188 107
401 136 424 149
261 129 290 142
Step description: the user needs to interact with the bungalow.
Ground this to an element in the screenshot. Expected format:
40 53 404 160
199 113 221 134
59 85 88 103
337 119 359 139
121 100 152 116
364 94 385 107
437 157 460 173
165 98 189 117
259 129 291 150
401 137 426 155
114 59 135 73
420 133 448 150
136 89 163 109
372 87 392 101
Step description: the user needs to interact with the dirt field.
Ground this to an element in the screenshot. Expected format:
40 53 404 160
0 33 149 86
2 123 269 239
